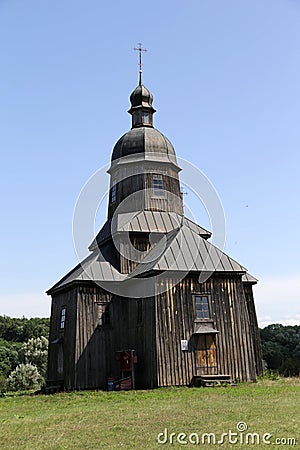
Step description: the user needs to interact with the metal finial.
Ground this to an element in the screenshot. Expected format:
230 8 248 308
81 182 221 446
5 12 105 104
134 43 147 85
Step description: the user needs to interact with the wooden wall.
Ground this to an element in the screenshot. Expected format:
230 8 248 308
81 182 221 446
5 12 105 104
74 286 111 390
48 272 262 390
98 295 157 389
155 273 258 387
47 287 77 388
48 283 156 390
243 283 263 376
119 234 151 274
108 166 183 219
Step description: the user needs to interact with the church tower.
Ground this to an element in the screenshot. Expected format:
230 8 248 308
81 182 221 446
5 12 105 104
107 74 183 221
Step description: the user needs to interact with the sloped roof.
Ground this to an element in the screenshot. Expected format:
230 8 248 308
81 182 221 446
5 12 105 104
89 211 211 250
129 224 246 277
49 216 247 295
242 272 258 284
47 250 125 294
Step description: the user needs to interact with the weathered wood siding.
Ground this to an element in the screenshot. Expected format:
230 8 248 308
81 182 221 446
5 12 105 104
74 286 111 390
48 284 156 390
119 234 151 274
155 273 257 386
98 295 156 389
108 166 183 219
47 288 77 388
243 283 263 376
48 273 261 390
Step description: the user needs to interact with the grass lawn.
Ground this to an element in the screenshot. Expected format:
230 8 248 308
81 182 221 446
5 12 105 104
0 378 299 449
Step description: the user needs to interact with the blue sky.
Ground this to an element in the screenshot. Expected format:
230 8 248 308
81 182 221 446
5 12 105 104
0 0 299 326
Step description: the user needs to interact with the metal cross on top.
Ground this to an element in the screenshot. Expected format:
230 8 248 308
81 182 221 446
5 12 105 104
134 43 147 84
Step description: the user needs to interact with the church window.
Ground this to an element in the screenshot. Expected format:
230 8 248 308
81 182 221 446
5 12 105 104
111 181 117 203
153 174 164 196
60 306 66 329
98 303 111 326
193 295 210 320
142 111 150 124
133 113 138 126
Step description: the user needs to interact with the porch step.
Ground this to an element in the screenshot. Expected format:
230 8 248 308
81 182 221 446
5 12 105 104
191 374 234 387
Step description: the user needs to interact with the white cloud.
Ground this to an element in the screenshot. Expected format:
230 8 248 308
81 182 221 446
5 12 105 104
254 274 300 328
0 292 50 318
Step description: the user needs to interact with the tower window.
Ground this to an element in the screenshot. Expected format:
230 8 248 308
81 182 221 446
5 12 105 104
153 174 164 196
142 112 150 124
193 295 210 320
60 306 66 329
98 303 111 326
111 181 117 203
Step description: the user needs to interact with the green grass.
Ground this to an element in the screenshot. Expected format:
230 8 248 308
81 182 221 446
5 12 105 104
0 378 299 449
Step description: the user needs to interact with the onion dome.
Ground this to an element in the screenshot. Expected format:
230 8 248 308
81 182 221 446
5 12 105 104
127 80 156 129
129 84 155 111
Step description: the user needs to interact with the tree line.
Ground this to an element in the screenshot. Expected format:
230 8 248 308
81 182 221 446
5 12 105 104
260 324 300 376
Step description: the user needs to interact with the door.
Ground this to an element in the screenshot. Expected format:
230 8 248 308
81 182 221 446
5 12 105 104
195 334 217 375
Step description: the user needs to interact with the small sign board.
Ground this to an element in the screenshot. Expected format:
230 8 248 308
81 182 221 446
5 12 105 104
181 339 188 351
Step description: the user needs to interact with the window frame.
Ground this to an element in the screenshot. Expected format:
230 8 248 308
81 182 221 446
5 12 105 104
97 303 112 327
193 294 211 321
152 174 165 197
142 111 150 124
60 306 66 329
111 180 117 203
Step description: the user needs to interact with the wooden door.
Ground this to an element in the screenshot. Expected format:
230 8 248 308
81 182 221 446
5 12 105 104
195 334 217 375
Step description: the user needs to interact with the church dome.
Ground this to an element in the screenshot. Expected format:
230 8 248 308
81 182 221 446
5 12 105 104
111 126 178 165
129 84 154 109
110 80 179 168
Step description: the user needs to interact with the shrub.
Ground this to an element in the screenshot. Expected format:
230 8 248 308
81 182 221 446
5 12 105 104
22 336 48 378
0 373 7 394
7 363 43 392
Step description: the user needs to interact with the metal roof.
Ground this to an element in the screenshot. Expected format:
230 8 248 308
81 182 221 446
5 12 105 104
242 272 258 284
49 216 247 295
47 250 126 294
129 224 246 277
194 323 219 334
89 212 211 250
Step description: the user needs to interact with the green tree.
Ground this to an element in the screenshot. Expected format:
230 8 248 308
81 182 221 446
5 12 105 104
0 340 22 377
260 324 300 376
0 316 50 342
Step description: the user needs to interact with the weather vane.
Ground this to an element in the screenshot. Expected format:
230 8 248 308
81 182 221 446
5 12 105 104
134 43 147 84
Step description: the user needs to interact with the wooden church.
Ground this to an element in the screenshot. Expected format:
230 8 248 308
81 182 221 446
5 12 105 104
47 55 263 390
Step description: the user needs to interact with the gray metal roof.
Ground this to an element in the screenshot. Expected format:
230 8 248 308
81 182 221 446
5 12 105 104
49 216 247 294
129 224 246 277
194 323 219 334
47 251 125 293
89 212 211 250
242 272 258 284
